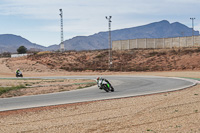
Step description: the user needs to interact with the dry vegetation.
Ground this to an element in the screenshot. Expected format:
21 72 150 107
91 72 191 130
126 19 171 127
6 48 200 72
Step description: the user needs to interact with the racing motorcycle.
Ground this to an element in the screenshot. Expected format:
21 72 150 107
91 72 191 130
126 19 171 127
16 72 23 77
100 82 114 92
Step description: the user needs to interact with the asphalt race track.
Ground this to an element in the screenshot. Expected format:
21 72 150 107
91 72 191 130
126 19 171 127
0 76 196 111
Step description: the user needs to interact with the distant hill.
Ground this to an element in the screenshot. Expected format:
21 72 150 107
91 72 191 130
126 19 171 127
0 34 46 53
0 20 199 53
112 20 199 39
61 20 199 50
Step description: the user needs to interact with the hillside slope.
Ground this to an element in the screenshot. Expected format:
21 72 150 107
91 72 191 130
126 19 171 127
5 48 200 72
0 34 47 53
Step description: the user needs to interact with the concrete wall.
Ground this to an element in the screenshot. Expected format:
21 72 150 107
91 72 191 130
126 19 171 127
112 36 200 50
11 53 33 58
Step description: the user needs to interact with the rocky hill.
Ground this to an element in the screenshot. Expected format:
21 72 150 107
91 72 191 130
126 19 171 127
0 34 46 53
0 20 199 53
62 20 199 50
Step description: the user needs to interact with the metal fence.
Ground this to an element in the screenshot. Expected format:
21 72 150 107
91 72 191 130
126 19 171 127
112 36 200 50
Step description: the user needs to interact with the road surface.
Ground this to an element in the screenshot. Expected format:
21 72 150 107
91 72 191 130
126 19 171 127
0 75 196 111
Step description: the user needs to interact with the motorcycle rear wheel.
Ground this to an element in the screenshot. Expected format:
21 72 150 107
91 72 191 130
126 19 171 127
103 84 110 92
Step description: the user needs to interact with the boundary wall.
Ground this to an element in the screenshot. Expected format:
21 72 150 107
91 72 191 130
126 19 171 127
11 53 33 58
112 36 200 50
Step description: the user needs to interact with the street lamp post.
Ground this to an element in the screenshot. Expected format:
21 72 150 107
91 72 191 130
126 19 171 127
106 16 112 69
190 17 195 46
59 9 65 52
190 18 195 36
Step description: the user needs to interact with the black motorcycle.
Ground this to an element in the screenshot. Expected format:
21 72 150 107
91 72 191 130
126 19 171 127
100 83 114 92
16 72 23 77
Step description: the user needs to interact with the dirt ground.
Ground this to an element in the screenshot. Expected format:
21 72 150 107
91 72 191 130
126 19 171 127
25 48 200 72
0 58 200 132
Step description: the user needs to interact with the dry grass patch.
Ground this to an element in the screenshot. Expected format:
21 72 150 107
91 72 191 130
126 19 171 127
0 78 96 98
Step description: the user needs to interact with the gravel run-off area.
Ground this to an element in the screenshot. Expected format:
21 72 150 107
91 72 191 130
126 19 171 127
0 58 200 132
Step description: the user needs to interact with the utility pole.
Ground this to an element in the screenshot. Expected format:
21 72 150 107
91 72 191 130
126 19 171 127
59 9 65 52
190 18 195 36
190 17 195 46
106 16 112 70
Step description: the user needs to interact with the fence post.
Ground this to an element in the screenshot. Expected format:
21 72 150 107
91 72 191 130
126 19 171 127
198 36 200 47
193 36 194 47
163 38 165 48
145 38 147 48
186 36 187 47
171 38 173 48
136 39 138 49
120 40 122 50
154 38 156 49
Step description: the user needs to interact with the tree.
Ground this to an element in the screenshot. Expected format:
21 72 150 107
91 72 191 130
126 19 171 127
17 46 27 54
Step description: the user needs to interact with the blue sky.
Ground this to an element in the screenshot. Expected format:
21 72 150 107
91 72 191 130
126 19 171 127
0 0 199 47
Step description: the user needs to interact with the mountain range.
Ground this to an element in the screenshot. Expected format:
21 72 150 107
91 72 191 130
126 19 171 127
0 20 199 53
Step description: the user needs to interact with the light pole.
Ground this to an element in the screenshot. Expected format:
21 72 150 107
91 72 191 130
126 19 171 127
190 18 195 36
190 17 195 46
106 16 112 69
59 9 65 52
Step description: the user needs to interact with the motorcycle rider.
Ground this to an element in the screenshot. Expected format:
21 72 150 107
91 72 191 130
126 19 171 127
16 68 23 77
96 77 114 92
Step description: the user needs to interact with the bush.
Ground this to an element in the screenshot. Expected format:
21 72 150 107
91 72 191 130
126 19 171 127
17 46 27 54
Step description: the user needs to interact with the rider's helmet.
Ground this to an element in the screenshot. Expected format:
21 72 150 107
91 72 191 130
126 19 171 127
97 77 100 80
